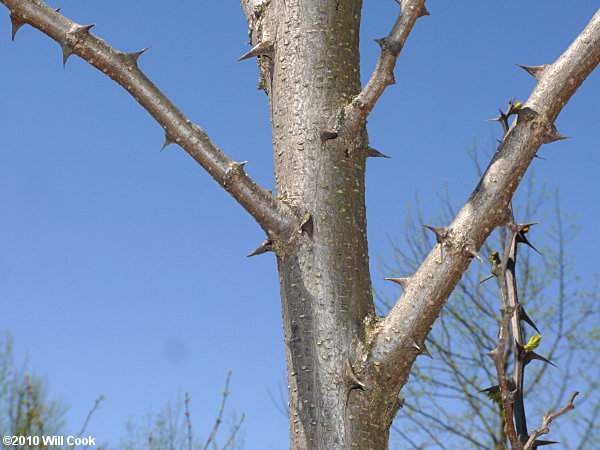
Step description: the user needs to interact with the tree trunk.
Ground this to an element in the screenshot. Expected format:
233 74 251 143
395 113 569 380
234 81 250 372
244 1 396 447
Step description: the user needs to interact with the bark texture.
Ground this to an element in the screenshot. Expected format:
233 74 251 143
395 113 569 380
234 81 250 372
244 1 387 447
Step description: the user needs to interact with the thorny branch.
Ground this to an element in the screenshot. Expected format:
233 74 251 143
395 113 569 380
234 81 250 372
343 0 427 130
482 99 574 447
368 8 600 395
1 0 299 246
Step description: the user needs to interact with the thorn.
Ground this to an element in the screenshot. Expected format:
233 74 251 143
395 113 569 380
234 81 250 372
479 384 499 394
9 12 25 41
418 4 430 17
237 40 273 61
384 277 411 290
55 8 61 13
532 440 559 447
75 23 96 34
129 46 151 63
526 350 557 368
512 222 542 255
517 305 540 333
344 360 365 389
408 336 432 359
513 222 539 233
533 154 547 160
366 147 390 158
518 343 557 367
475 274 494 286
246 238 273 257
386 71 396 86
464 239 483 262
160 133 175 152
517 233 542 255
422 225 447 245
543 122 571 144
61 43 73 67
300 214 314 237
479 379 516 394
319 129 339 142
517 64 550 80
373 37 387 49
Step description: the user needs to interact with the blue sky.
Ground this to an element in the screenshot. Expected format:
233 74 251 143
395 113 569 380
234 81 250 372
1 1 598 448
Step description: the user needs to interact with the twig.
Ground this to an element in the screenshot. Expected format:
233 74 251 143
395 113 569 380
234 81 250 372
185 392 193 450
523 391 579 449
71 395 105 450
203 371 233 450
222 412 245 449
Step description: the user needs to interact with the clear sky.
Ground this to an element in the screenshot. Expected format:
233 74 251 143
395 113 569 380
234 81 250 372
1 1 598 449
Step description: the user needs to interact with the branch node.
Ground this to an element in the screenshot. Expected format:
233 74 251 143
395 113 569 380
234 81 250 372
224 161 248 187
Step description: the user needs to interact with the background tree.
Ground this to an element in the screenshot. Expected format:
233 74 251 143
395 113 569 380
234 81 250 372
0 331 67 449
1 0 599 448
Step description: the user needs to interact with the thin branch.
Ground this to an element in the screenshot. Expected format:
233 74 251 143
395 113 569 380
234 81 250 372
343 0 427 129
71 395 104 450
185 392 193 450
204 371 233 450
368 8 600 389
222 412 245 450
2 0 298 241
523 391 579 449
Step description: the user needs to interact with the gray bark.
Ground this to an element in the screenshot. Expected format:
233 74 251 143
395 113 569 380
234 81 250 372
2 0 600 448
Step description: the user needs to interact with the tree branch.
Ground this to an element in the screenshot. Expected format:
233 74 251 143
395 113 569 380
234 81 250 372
523 391 579 449
342 0 427 129
2 0 299 242
368 8 600 389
